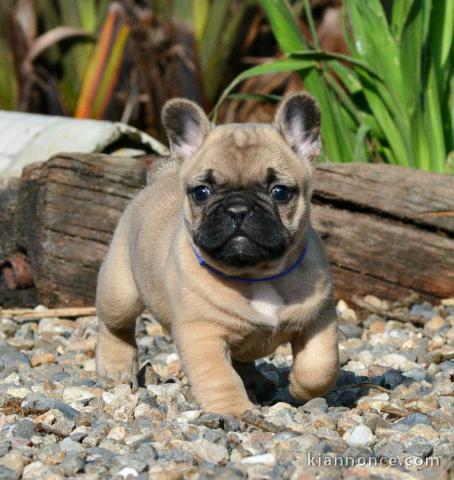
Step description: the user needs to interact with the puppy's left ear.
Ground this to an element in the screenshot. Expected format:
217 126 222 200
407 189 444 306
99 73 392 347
162 98 211 160
274 93 321 162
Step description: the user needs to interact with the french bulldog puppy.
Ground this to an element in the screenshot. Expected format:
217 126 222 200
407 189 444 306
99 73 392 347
96 93 339 417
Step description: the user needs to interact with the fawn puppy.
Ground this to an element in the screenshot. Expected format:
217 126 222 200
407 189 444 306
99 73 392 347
96 93 339 416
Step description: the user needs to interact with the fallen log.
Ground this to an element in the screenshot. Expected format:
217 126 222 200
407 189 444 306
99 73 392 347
0 178 38 307
1 153 453 307
312 163 454 301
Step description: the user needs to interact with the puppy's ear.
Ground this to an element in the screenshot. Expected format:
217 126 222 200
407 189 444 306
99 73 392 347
162 98 211 160
274 93 321 162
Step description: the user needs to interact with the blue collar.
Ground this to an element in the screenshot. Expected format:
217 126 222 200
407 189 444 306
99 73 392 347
193 242 308 283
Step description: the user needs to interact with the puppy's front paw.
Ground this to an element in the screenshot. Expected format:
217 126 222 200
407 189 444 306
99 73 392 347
96 341 138 389
288 369 337 401
204 400 254 419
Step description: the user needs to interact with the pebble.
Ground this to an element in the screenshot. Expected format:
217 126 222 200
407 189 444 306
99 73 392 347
343 425 375 447
300 397 328 412
339 324 363 339
191 439 228 464
410 304 436 319
31 352 56 367
0 466 17 480
240 453 276 466
0 451 26 478
425 316 447 333
62 387 96 404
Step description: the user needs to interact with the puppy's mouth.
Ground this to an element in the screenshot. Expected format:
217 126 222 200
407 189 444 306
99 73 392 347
193 212 290 268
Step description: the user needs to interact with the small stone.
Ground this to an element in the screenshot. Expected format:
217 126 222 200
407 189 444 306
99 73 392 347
441 298 454 307
439 345 454 361
134 403 155 418
102 392 116 404
59 453 85 476
339 324 362 339
12 419 35 440
222 416 241 432
195 413 224 429
22 461 62 480
369 320 385 334
379 353 415 371
54 402 79 420
137 363 159 386
31 352 56 367
59 438 84 455
38 318 77 335
136 443 158 461
107 426 127 441
392 413 431 431
310 410 336 429
6 387 30 400
62 387 96 404
240 453 276 466
357 392 389 412
341 309 358 324
0 372 20 385
336 300 349 315
425 316 447 333
116 467 138 478
0 466 17 480
0 451 26 478
382 370 407 389
364 295 384 309
191 438 228 464
6 338 34 350
83 359 96 372
402 369 426 381
406 441 433 458
300 397 328 412
410 424 439 440
145 322 165 336
374 439 404 459
410 304 436 319
180 410 202 421
343 424 375 447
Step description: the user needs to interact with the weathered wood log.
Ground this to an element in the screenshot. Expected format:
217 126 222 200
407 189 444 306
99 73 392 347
312 163 454 301
16 153 158 307
7 154 454 307
0 178 38 307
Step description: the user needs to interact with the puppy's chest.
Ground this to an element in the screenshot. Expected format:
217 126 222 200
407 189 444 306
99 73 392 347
249 283 287 328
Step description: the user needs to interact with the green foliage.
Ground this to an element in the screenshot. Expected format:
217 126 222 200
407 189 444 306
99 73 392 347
151 0 251 103
220 0 454 173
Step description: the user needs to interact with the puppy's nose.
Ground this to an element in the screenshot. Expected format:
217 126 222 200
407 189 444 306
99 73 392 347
226 203 252 222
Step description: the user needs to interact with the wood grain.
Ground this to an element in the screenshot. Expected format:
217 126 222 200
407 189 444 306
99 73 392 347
315 163 454 234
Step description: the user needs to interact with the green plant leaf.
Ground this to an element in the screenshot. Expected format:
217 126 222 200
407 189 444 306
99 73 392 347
259 0 306 52
211 58 316 120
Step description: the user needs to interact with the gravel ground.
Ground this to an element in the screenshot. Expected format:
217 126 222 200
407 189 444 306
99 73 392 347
0 295 453 479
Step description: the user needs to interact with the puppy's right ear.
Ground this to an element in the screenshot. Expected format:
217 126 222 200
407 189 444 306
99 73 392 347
162 98 211 161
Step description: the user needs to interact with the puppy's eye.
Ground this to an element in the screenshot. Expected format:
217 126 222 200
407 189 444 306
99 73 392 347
271 185 293 203
192 185 211 202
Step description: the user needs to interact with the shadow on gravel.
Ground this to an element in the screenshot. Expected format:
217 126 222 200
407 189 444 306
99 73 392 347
246 362 417 409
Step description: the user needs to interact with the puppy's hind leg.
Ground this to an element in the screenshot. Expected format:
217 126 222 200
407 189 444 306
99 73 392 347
96 224 144 387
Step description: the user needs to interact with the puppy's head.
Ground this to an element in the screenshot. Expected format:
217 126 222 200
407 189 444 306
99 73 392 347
162 93 321 271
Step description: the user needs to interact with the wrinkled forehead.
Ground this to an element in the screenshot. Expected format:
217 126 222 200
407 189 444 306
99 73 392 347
181 124 308 186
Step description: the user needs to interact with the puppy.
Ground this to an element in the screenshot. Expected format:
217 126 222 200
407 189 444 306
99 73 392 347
96 93 339 417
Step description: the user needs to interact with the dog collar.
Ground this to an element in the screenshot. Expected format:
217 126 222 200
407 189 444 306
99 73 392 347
193 242 308 283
